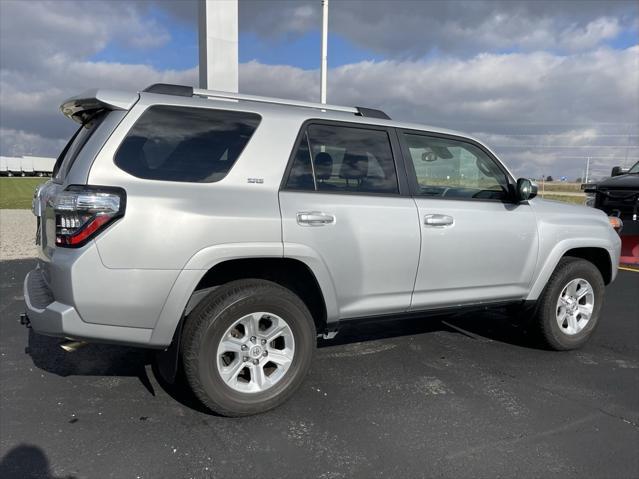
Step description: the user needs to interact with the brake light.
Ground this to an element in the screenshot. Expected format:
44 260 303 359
52 186 125 247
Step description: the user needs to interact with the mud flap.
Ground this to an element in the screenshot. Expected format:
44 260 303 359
154 318 184 384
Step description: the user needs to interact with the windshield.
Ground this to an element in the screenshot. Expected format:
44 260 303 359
52 111 106 182
629 161 639 174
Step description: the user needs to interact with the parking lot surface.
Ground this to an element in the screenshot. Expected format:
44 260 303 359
1 259 638 479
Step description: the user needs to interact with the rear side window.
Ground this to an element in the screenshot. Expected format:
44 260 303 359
286 123 398 194
115 106 261 182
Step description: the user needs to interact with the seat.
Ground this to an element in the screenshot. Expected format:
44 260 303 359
339 152 368 188
314 152 335 190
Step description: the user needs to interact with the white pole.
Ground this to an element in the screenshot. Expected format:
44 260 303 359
320 0 329 104
198 0 238 92
585 156 590 183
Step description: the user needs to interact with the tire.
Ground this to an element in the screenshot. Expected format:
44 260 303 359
531 257 605 351
181 279 316 416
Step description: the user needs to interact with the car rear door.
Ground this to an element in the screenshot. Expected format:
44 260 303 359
279 121 421 320
398 130 539 310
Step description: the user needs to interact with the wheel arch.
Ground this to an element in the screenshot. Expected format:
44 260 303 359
149 250 337 348
527 240 615 301
191 257 329 333
562 247 612 284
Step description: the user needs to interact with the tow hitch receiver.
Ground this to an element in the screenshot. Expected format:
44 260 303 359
19 313 31 328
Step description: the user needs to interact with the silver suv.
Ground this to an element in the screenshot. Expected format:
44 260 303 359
25 84 622 416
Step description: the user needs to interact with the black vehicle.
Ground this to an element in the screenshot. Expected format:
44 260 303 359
584 161 639 236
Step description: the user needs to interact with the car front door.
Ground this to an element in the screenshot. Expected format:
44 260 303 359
398 130 539 310
279 122 421 320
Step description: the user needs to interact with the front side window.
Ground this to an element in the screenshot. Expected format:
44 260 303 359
402 133 510 200
286 124 399 194
115 106 260 183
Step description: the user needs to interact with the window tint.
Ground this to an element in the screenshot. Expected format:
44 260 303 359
403 133 509 200
115 106 260 182
54 111 107 181
286 132 315 190
286 124 398 194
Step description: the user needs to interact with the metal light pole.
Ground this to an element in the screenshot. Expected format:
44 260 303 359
198 0 238 92
585 156 590 183
320 0 329 104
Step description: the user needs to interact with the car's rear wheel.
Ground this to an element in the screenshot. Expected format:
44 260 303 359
181 279 316 416
531 257 605 350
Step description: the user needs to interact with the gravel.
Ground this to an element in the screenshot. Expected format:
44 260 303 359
0 209 37 261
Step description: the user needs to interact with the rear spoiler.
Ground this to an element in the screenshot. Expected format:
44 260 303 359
60 89 139 124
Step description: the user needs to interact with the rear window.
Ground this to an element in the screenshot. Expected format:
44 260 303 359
114 105 261 183
53 111 107 181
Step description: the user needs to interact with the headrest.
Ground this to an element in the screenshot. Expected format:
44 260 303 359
339 153 368 180
314 152 333 181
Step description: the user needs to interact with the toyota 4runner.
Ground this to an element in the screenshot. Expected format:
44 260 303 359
24 84 622 416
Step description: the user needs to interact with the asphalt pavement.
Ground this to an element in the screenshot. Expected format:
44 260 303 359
1 259 638 479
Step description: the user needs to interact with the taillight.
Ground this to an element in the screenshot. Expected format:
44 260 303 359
51 186 126 247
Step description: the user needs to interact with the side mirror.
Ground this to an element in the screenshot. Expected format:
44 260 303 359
611 166 627 177
516 178 537 201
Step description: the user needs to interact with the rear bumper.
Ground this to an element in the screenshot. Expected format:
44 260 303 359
24 237 182 347
24 266 154 347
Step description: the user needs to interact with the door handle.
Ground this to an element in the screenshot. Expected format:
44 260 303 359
424 214 454 227
297 211 335 226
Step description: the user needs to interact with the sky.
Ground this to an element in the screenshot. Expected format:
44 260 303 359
0 0 638 180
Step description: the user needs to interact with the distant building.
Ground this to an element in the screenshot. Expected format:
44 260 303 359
0 156 55 177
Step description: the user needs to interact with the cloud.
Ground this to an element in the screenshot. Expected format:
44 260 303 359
0 0 171 71
233 0 638 57
0 128 67 158
239 47 639 179
242 47 638 127
0 0 637 181
133 1 638 56
0 0 195 144
0 58 197 142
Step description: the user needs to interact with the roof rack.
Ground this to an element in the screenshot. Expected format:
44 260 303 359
142 83 391 120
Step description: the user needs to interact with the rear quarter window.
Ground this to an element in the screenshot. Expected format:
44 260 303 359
114 105 261 183
53 111 107 181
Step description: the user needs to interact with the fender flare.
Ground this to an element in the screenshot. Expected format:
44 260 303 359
148 242 339 347
526 238 616 301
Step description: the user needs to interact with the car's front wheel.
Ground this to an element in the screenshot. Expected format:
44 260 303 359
181 279 316 416
531 257 605 350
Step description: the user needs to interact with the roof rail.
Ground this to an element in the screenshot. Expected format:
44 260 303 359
143 83 193 96
143 83 391 119
356 107 391 120
193 88 360 114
